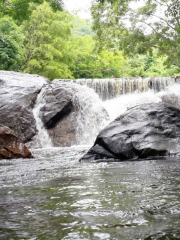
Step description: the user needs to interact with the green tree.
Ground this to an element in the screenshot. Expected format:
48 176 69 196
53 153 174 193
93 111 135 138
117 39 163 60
71 34 126 78
22 2 74 80
123 51 180 77
92 0 180 70
0 16 25 70
0 0 64 23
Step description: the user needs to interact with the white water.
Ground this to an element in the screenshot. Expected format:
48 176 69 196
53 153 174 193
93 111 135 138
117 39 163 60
33 88 53 148
72 85 109 145
103 84 180 122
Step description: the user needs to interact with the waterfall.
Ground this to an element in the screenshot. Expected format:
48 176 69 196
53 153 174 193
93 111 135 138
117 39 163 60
76 77 176 100
72 85 109 145
31 78 180 148
33 88 53 148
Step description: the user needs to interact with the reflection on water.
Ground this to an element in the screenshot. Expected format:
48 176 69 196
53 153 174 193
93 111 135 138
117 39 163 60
0 146 180 239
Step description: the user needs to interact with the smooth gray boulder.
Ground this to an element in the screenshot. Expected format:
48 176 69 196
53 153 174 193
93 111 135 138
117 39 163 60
0 72 80 147
80 102 180 162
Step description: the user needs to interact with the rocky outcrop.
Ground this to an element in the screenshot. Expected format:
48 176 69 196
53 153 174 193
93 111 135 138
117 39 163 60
36 80 81 146
0 71 49 143
0 126 33 160
0 72 108 148
80 102 180 162
36 80 108 146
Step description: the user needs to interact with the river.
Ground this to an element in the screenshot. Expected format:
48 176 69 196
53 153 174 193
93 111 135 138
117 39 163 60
2 82 180 239
0 146 180 240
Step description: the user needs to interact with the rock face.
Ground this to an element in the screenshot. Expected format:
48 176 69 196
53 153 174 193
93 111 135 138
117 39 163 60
0 71 108 148
37 80 81 146
80 102 180 162
37 80 108 146
0 126 33 160
0 71 49 143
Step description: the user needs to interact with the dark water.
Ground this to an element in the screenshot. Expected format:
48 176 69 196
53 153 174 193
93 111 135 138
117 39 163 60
0 146 180 240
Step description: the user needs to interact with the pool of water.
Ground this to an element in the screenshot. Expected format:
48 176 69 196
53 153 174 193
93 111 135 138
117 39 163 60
0 146 180 240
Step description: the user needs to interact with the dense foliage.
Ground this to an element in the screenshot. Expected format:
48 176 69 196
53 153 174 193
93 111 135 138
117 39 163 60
0 0 179 79
0 16 25 70
23 2 74 79
0 0 64 23
92 0 180 71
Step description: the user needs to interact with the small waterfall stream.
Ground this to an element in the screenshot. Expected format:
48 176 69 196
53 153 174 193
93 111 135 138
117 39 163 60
33 88 53 148
72 85 109 145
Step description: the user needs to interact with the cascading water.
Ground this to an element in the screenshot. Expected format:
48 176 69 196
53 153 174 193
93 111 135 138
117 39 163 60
32 78 180 148
72 85 109 145
76 76 176 100
33 88 53 148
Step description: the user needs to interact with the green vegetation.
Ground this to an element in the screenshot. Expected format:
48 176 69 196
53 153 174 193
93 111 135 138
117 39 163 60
92 0 180 76
23 2 74 79
0 16 25 70
0 0 179 79
0 0 63 23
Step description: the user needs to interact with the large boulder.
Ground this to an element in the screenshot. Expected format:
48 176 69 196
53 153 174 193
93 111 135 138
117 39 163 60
0 71 49 142
0 126 33 160
80 102 180 162
36 80 81 146
37 80 108 146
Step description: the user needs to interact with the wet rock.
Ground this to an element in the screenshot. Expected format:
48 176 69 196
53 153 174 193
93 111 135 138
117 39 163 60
0 71 49 142
37 80 79 146
80 102 180 162
37 80 108 146
0 126 33 160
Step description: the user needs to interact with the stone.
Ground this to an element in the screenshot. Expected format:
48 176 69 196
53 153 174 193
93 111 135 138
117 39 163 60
37 80 108 146
0 126 33 160
0 71 49 142
38 80 80 146
80 102 180 162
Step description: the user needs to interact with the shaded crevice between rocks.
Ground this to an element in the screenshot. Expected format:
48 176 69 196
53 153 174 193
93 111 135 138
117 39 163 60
30 88 42 109
45 101 73 129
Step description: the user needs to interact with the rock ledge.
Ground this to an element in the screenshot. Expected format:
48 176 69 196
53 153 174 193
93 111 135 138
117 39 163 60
0 126 33 160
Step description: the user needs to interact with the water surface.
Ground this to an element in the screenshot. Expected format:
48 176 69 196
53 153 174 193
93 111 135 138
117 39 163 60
0 146 180 240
